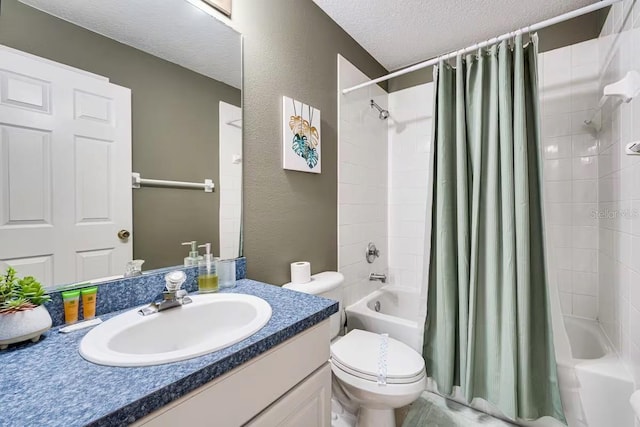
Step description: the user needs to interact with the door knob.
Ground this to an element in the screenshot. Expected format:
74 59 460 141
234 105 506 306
118 229 131 240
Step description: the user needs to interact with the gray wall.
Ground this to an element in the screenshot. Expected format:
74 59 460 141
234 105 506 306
0 0 241 270
388 10 608 92
231 1 387 284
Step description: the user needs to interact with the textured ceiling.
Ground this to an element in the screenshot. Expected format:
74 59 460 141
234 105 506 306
20 0 241 88
313 0 599 71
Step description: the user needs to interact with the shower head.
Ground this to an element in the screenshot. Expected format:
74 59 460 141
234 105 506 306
370 99 390 120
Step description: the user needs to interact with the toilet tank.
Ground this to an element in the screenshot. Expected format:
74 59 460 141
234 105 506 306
283 271 344 339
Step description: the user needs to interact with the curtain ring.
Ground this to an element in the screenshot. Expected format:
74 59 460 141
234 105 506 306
477 40 486 58
484 38 492 55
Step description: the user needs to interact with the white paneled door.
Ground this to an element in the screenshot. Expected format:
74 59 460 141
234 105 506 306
0 45 132 288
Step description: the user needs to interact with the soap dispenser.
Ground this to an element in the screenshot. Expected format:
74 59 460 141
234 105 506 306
182 241 202 267
197 243 218 293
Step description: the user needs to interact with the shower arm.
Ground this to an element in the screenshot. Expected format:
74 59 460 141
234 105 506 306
370 100 389 119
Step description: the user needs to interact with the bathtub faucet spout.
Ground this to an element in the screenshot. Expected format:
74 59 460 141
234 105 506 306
369 273 387 283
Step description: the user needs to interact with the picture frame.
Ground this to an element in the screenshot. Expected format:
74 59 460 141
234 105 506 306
282 96 321 174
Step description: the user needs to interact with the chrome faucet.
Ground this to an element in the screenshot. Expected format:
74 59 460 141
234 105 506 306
138 270 192 316
138 289 192 316
369 273 387 283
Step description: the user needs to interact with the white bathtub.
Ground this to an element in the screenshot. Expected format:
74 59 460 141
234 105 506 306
446 314 636 427
415 312 634 427
346 285 636 426
556 316 634 427
345 285 422 353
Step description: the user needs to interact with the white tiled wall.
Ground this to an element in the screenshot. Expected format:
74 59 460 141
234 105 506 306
338 55 434 308
338 55 388 306
542 0 640 387
595 0 640 385
219 101 243 259
539 39 600 320
387 84 434 292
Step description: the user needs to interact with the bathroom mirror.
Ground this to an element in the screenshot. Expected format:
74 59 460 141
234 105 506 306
0 0 242 288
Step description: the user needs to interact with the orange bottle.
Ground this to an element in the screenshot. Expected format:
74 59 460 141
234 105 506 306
61 290 80 324
81 287 98 320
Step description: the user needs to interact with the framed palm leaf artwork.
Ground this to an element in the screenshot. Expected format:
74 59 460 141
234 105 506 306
282 96 321 174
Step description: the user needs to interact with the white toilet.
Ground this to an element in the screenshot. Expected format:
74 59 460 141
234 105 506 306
284 272 426 427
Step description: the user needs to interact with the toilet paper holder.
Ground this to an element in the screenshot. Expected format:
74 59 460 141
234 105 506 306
366 242 380 264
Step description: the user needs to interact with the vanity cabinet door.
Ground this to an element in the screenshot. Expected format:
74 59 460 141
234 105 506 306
132 321 331 427
246 363 331 427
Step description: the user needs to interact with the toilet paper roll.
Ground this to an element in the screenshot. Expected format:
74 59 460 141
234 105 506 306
290 261 311 284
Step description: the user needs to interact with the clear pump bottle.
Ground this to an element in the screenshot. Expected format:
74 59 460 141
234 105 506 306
197 243 218 293
182 241 203 267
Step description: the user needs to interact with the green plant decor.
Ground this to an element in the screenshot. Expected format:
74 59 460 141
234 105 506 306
0 267 50 314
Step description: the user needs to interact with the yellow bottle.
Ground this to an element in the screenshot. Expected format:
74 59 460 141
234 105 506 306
198 243 218 293
61 290 80 324
81 287 98 319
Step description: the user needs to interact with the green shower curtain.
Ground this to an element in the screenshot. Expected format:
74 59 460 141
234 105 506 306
423 34 565 423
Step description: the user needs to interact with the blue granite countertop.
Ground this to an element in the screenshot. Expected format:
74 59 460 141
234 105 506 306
0 279 338 427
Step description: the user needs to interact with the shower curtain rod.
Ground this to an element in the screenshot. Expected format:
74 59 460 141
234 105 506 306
342 0 621 94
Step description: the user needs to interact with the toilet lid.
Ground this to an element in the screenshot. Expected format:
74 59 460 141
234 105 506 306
330 330 425 383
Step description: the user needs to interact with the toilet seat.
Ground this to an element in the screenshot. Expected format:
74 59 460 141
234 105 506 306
331 358 425 384
330 330 425 385
331 359 426 400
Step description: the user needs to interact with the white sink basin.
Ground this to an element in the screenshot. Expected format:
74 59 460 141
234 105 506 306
79 293 272 367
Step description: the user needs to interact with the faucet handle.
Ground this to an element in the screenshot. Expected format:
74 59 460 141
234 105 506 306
124 259 145 277
165 270 186 292
366 242 381 263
